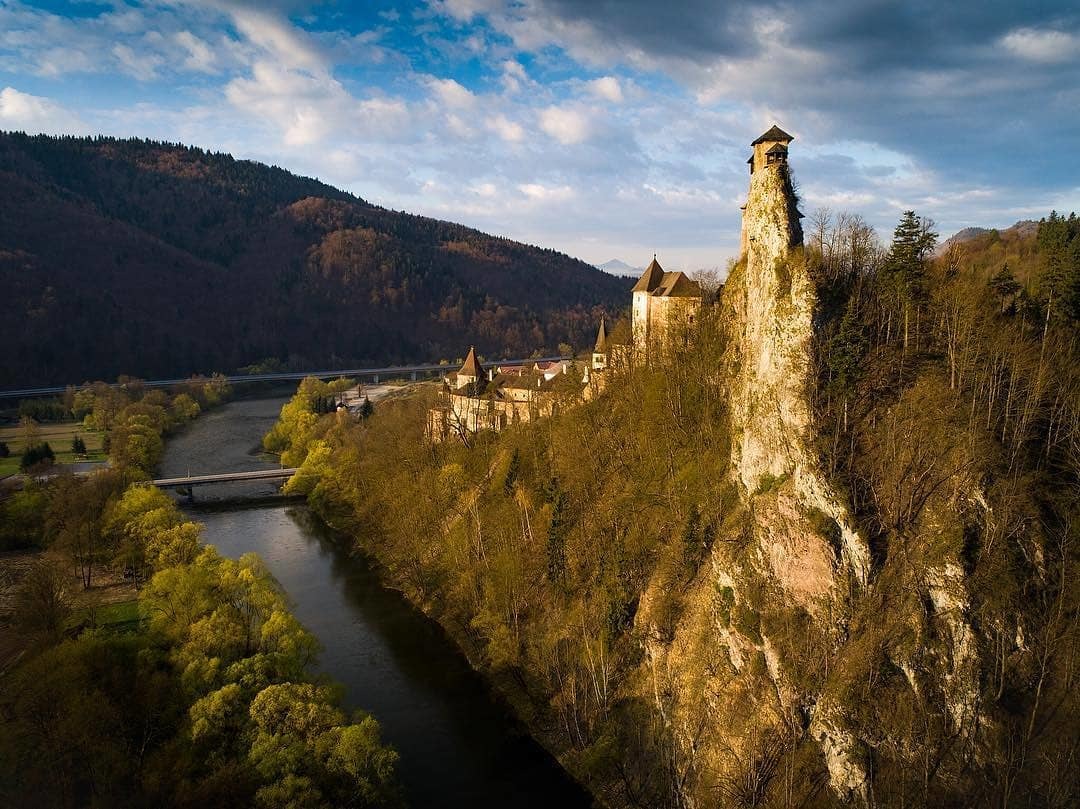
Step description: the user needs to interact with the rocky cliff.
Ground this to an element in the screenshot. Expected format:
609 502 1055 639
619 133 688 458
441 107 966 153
633 149 875 805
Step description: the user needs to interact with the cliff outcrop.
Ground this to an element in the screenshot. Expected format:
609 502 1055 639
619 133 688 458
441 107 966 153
635 140 878 806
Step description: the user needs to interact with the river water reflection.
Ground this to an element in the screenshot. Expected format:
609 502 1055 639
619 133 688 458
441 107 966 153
158 392 591 808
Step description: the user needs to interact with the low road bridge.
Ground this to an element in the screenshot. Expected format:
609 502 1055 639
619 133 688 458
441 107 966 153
152 468 297 489
0 355 570 400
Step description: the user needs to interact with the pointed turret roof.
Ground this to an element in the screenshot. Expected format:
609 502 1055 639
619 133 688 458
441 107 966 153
594 318 608 353
631 256 665 293
751 124 794 146
459 346 482 378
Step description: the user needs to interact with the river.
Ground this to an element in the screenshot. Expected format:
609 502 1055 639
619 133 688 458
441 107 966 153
157 391 592 808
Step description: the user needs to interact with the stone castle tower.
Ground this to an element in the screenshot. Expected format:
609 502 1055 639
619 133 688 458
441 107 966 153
738 124 802 258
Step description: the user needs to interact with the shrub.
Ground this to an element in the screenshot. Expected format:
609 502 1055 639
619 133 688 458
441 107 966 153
20 442 55 471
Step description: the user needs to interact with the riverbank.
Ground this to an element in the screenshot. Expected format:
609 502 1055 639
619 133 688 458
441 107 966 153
159 392 593 807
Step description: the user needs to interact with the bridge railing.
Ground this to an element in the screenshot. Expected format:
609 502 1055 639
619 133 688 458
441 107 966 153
152 468 299 488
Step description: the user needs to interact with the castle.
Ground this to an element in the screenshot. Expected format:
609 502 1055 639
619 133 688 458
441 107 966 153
631 256 702 358
429 125 799 443
426 342 603 442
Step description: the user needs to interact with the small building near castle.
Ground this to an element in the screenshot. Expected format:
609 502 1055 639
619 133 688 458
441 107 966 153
426 347 588 442
631 257 702 360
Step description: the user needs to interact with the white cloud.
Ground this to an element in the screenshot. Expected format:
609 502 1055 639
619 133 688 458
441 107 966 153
175 30 218 73
499 59 527 93
518 182 575 201
225 60 411 147
587 76 622 102
112 43 164 81
228 6 325 72
1001 27 1078 63
538 104 592 144
0 87 87 135
427 77 475 108
487 114 525 142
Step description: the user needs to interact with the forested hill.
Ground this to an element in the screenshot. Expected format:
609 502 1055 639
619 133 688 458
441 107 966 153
0 133 629 387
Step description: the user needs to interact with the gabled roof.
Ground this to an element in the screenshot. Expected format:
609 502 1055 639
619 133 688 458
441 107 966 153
594 319 608 353
752 125 794 146
652 271 702 298
765 143 788 155
631 256 666 293
458 346 482 378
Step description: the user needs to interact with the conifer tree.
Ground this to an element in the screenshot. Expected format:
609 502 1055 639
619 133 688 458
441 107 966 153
884 210 937 356
989 263 1020 312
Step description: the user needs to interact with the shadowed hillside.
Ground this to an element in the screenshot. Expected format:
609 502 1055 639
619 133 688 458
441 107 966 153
0 133 629 387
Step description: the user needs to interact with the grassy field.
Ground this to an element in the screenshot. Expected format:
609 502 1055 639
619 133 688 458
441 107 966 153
74 599 143 634
0 421 105 477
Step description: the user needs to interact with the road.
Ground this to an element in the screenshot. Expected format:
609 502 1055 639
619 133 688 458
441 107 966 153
0 356 569 400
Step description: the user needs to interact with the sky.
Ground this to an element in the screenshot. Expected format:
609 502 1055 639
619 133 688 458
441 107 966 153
1 0 1078 271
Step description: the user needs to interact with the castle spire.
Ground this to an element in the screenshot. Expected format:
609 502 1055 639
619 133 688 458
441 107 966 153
459 346 482 378
594 318 608 354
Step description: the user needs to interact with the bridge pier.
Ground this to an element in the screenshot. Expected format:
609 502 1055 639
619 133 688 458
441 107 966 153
411 371 417 381
373 374 380 384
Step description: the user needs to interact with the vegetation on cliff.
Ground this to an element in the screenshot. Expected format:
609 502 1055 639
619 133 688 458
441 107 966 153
268 210 1079 807
0 133 628 387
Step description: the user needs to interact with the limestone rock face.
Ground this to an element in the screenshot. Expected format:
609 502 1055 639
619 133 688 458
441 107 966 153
639 158 876 806
729 162 869 583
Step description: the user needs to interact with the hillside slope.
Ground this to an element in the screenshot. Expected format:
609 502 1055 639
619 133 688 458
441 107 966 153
0 133 628 387
268 185 1079 806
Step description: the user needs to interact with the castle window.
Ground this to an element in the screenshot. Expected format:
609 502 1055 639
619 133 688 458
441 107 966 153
765 144 788 166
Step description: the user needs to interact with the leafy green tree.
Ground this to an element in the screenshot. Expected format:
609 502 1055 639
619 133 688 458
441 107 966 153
13 560 71 643
248 683 399 808
0 484 47 550
171 392 201 422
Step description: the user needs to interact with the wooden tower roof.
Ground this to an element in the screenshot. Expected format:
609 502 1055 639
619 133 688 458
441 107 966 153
459 346 482 378
631 256 665 293
751 124 794 146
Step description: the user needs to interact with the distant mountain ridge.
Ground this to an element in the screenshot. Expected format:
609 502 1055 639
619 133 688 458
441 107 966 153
597 258 643 276
0 133 628 387
937 220 1039 255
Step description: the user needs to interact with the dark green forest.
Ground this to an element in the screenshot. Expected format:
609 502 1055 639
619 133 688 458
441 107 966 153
0 133 628 387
